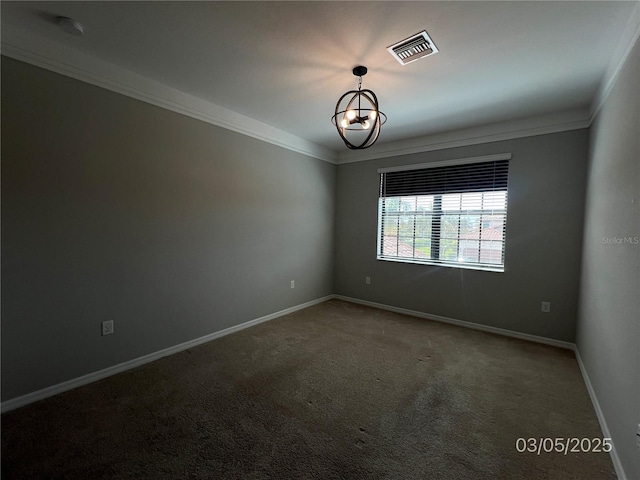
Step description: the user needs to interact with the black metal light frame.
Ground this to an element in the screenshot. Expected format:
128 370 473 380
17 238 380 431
331 66 387 149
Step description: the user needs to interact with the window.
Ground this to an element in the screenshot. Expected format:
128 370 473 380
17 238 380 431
377 154 510 272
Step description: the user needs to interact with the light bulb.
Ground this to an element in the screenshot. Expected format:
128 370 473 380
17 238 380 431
362 120 370 129
340 118 349 128
346 110 356 120
370 110 377 120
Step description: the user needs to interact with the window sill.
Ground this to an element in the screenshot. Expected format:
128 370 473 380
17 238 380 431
376 256 505 273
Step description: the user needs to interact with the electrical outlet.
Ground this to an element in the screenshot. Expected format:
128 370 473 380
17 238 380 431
365 276 371 285
101 320 114 336
541 301 551 313
290 280 295 289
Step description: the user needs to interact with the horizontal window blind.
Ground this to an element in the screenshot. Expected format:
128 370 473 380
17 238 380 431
378 158 510 271
381 159 509 197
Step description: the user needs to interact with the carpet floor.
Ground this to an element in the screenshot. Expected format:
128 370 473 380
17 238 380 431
1 299 615 479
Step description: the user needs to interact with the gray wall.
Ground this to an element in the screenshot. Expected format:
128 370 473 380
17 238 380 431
335 130 588 342
577 37 640 480
1 57 336 402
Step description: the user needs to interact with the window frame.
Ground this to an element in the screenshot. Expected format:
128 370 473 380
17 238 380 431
376 153 511 273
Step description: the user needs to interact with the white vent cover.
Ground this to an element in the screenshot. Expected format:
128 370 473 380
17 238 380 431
387 30 438 65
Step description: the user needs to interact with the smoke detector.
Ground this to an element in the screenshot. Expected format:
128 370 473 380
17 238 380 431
387 30 438 66
57 16 84 36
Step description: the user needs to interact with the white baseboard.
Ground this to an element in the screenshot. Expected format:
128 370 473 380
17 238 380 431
2 293 628 480
1 295 333 413
574 348 628 480
333 295 575 350
333 294 626 480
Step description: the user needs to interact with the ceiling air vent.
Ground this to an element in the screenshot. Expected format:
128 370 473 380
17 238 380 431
387 30 438 66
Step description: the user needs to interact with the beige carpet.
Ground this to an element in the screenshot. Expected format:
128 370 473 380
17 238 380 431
1 299 615 479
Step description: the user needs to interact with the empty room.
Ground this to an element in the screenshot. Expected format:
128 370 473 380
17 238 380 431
1 1 638 479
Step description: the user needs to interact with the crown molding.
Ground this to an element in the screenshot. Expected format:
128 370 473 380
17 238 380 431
590 1 640 124
338 1 640 165
337 110 591 164
6 5 638 169
1 27 338 164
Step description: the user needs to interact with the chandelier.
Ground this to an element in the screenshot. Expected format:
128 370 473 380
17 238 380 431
331 66 387 149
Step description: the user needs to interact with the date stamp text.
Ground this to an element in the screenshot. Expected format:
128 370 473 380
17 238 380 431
515 437 612 455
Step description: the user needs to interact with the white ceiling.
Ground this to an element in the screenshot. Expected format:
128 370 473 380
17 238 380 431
2 1 638 159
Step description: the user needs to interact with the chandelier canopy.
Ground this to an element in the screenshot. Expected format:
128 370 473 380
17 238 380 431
331 66 387 150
